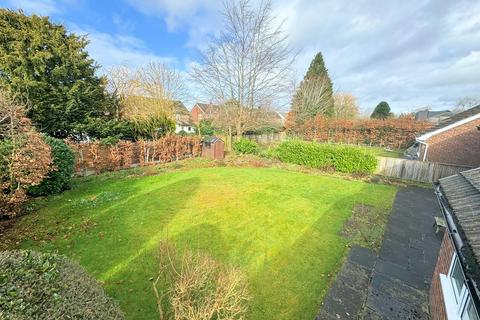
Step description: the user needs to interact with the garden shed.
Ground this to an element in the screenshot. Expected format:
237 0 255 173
202 136 224 160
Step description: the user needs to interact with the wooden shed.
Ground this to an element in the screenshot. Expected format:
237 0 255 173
202 136 224 160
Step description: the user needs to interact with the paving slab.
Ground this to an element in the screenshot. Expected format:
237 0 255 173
316 187 443 320
363 187 442 319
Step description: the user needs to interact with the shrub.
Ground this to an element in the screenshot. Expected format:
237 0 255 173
153 241 250 320
272 140 377 174
233 138 259 155
29 136 75 196
0 250 124 319
0 92 53 218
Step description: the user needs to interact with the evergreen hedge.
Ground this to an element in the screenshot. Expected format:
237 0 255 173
29 136 75 196
272 140 377 174
0 250 124 319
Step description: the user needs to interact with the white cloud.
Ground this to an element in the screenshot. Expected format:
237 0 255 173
71 26 177 70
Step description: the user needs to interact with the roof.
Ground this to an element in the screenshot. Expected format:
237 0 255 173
203 136 223 143
439 167 480 264
194 103 221 114
417 104 480 141
414 109 452 121
173 101 189 115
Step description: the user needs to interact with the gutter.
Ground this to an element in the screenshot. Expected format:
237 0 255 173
434 183 480 315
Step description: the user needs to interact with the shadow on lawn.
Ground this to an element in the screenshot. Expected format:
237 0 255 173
248 187 375 320
68 177 203 319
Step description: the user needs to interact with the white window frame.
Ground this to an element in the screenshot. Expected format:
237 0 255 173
440 252 480 320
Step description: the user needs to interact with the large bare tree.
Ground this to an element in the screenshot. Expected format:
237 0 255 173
333 93 359 119
190 0 295 137
107 62 186 120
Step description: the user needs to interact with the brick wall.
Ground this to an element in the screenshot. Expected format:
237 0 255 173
429 231 455 320
423 118 480 167
191 105 204 125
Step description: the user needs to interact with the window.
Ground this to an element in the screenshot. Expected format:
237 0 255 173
441 253 480 320
451 258 466 302
462 298 479 320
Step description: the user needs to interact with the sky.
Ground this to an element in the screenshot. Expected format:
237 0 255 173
1 0 480 113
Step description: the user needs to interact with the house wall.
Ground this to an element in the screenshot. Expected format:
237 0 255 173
191 105 204 125
429 231 455 320
420 118 480 167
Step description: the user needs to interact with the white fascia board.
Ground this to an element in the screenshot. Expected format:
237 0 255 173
416 113 480 142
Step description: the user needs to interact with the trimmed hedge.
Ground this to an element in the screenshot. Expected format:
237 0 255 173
272 140 377 174
29 136 75 196
0 250 124 319
233 138 260 155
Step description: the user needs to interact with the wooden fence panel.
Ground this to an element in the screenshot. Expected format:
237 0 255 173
375 157 473 183
244 132 286 145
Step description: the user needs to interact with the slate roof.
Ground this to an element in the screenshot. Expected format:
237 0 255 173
195 103 221 114
415 109 452 121
439 167 480 263
426 105 480 133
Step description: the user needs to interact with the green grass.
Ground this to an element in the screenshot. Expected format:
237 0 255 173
3 167 397 319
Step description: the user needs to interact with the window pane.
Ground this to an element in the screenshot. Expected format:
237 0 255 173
462 299 479 320
451 259 465 299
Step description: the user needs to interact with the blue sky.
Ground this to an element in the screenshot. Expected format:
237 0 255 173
1 0 480 113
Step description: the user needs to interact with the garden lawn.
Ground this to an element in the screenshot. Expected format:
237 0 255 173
4 167 397 320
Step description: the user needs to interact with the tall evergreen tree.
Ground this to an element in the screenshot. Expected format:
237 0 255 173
291 52 334 126
0 9 118 138
370 101 391 119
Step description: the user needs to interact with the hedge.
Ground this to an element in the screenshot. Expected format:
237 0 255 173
233 138 260 155
29 136 75 196
272 140 377 174
0 250 124 319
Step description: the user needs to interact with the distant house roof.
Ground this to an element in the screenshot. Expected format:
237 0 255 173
417 105 480 141
414 109 452 121
194 103 221 114
173 101 190 115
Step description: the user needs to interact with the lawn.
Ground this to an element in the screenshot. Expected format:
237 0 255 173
2 166 397 319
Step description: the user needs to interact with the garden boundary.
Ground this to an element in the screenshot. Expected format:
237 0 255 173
69 136 202 176
376 156 473 183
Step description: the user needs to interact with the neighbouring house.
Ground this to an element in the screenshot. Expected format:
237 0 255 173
406 105 480 167
191 102 220 125
430 167 480 320
174 101 195 134
415 108 453 124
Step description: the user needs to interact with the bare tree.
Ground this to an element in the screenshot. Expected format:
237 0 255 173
190 0 295 138
291 76 332 125
333 93 359 119
455 96 480 113
107 63 186 121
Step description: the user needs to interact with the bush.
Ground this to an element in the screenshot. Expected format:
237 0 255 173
272 140 377 174
233 138 260 155
29 136 75 196
0 250 124 319
153 241 250 319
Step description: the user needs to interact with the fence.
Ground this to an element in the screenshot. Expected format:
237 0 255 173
68 136 202 176
244 132 286 145
375 156 473 183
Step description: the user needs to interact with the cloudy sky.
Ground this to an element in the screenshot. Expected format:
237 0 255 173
1 0 480 113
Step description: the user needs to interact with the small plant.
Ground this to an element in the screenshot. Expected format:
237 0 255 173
233 138 259 155
29 135 75 196
152 241 250 320
0 250 124 319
